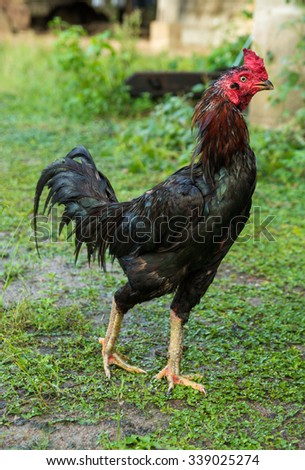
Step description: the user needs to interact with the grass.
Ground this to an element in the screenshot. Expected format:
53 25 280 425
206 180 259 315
0 34 305 450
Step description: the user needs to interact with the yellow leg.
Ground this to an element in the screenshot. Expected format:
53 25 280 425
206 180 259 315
155 310 206 394
99 298 146 378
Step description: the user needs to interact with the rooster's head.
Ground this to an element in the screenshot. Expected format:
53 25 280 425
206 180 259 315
217 48 274 111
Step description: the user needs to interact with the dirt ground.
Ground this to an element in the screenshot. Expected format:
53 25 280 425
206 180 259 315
1 403 171 450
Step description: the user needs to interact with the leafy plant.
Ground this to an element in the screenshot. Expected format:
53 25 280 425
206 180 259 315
203 35 250 71
49 20 251 119
50 13 143 118
114 95 194 173
252 126 305 182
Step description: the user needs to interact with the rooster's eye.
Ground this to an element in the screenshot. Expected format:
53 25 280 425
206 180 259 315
240 76 247 82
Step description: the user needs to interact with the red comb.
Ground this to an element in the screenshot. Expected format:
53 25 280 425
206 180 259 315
243 48 268 79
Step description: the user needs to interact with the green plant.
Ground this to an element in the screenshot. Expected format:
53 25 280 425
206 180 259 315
115 95 194 173
112 8 142 54
203 35 250 71
251 126 305 183
50 12 144 118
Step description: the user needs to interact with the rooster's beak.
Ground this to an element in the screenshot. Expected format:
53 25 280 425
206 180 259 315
255 79 274 90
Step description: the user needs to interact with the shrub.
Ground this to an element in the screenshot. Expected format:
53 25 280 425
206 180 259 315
50 12 144 118
252 126 305 183
114 95 194 173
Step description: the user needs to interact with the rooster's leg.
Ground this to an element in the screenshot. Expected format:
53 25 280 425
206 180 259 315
155 310 206 394
99 298 146 378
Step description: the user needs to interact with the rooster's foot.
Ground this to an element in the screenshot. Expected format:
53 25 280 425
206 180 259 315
155 366 206 394
99 337 147 378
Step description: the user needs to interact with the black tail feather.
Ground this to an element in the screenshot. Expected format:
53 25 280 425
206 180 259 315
34 145 118 268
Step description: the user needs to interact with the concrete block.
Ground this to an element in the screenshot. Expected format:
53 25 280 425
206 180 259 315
150 20 181 50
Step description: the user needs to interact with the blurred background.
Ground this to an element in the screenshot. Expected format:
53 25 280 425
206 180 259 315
0 0 304 125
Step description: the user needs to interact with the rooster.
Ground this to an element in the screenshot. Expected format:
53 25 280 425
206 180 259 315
34 49 273 394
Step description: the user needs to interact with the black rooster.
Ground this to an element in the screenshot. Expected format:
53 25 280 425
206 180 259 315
34 49 273 393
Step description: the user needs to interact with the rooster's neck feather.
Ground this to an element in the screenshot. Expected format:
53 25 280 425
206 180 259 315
192 87 250 176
